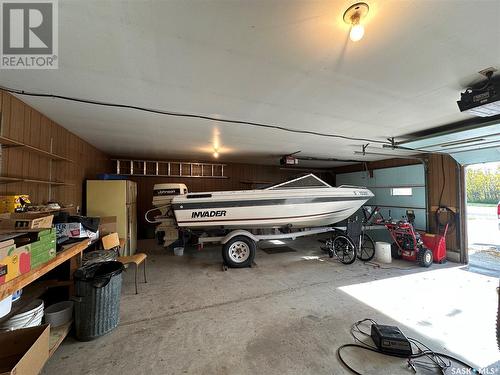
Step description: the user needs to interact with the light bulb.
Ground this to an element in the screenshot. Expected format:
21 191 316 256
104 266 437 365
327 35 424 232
350 24 365 42
213 151 219 158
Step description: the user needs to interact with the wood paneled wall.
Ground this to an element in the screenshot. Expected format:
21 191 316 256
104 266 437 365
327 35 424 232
425 154 462 258
0 91 111 209
128 164 333 238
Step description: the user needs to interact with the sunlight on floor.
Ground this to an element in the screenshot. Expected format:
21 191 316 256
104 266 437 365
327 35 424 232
301 255 325 262
269 240 286 245
339 266 499 368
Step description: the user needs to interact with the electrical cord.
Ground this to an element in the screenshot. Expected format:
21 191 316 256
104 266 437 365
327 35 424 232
0 85 447 157
0 84 390 145
337 318 481 375
363 260 419 271
438 156 446 208
435 156 456 234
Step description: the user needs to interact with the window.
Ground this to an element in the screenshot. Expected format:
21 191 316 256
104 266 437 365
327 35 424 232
391 187 413 196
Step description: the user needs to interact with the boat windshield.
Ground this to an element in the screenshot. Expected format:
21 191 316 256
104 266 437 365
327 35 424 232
265 174 331 190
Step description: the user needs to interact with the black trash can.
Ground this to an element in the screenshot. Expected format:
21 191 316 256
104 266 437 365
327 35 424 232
73 261 124 341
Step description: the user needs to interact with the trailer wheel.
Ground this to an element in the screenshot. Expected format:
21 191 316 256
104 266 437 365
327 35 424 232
391 243 402 259
222 236 256 268
417 248 433 267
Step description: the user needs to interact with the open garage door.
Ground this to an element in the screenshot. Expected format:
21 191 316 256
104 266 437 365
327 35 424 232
399 123 500 272
464 162 500 276
397 122 500 166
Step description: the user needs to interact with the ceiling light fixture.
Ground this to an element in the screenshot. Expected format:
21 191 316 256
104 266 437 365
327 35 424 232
213 148 219 158
343 2 369 42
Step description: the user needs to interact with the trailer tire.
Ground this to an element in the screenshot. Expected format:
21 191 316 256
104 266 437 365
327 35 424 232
417 248 433 267
222 236 256 268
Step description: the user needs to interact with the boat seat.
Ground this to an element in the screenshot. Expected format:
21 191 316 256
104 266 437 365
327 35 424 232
101 233 147 294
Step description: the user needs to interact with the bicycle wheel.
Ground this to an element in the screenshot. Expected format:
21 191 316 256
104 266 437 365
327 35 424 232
357 233 375 261
333 235 356 264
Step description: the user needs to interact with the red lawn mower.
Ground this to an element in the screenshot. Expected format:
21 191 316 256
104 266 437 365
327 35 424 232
376 209 444 267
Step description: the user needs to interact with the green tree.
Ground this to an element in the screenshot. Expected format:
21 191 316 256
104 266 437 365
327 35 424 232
466 167 500 204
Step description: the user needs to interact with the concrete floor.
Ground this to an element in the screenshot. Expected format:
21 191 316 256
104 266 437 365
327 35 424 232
43 237 499 375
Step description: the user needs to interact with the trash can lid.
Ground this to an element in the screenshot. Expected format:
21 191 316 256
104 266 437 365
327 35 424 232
74 261 124 281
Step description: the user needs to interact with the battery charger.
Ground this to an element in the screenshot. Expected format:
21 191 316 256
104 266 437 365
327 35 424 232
370 324 412 357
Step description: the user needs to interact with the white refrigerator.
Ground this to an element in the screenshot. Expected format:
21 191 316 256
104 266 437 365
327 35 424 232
86 180 137 255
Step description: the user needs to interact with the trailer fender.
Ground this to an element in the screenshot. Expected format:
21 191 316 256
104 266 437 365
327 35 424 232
221 230 259 244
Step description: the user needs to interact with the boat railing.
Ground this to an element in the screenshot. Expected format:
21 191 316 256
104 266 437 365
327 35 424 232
338 184 367 189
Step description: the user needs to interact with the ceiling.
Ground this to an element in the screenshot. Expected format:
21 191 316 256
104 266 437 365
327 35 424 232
1 0 499 166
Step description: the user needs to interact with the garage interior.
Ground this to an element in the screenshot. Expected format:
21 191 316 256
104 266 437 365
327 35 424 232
0 1 499 374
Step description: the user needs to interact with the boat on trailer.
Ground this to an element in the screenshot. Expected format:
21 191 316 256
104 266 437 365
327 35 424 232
172 174 374 230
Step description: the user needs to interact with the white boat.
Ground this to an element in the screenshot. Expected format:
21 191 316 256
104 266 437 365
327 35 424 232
172 174 374 229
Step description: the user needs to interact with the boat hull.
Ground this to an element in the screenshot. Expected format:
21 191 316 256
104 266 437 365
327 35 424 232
172 190 372 229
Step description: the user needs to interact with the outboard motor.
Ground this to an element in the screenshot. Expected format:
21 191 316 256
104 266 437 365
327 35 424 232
146 183 188 247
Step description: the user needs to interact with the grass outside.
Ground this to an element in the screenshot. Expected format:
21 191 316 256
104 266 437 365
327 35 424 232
467 202 498 207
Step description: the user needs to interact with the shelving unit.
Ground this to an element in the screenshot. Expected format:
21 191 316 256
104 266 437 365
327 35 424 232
0 136 73 162
49 320 73 357
0 240 89 360
0 176 72 186
0 133 75 201
0 279 71 325
0 240 89 300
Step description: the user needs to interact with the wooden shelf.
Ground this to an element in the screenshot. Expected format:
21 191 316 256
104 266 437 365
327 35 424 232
0 176 73 186
0 136 73 162
0 279 70 325
49 320 73 357
0 240 89 300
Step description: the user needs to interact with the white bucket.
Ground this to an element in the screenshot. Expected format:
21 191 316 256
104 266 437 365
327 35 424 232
0 295 12 318
173 247 184 256
0 299 44 331
375 242 392 263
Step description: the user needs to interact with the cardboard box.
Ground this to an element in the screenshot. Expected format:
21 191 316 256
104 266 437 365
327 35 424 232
0 245 31 284
55 223 99 242
24 243 55 269
0 240 19 284
0 195 30 214
98 216 117 236
20 230 56 269
0 324 49 375
0 213 53 230
36 228 56 241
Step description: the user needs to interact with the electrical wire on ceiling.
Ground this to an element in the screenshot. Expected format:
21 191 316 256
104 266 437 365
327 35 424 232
0 84 404 147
